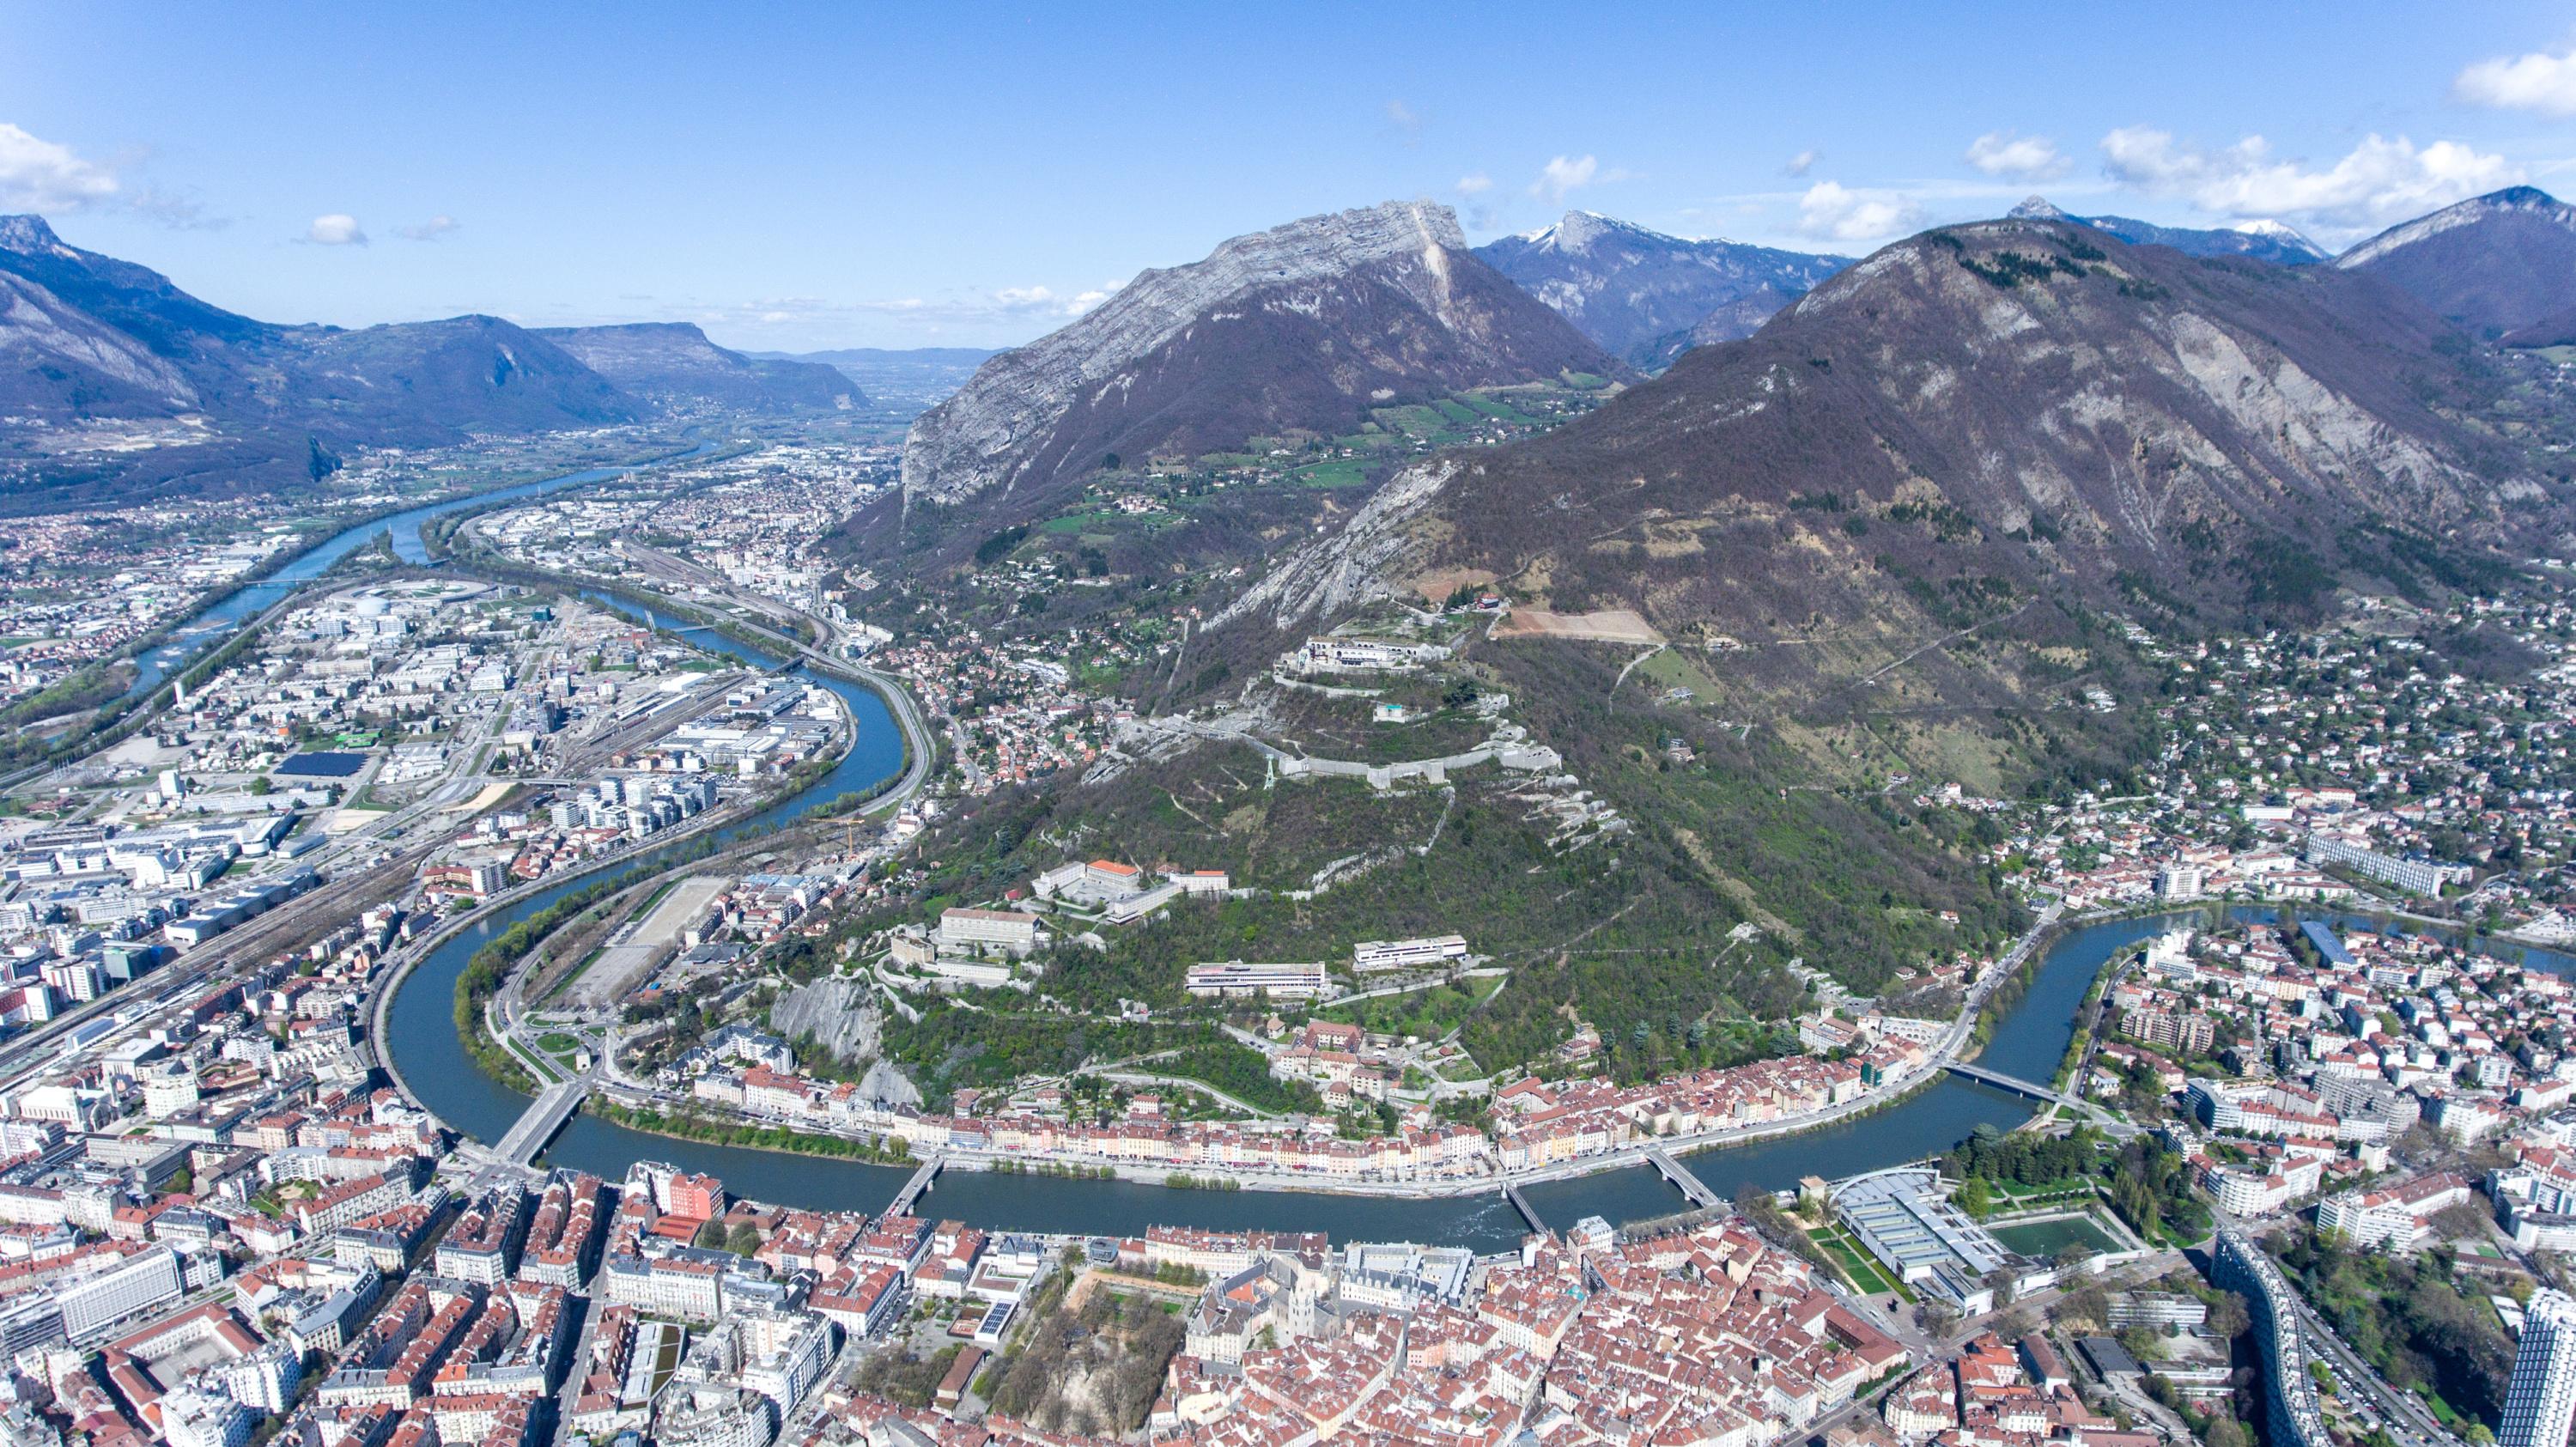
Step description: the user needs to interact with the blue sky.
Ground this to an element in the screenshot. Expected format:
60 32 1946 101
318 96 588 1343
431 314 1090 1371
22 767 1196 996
6 2 2576 351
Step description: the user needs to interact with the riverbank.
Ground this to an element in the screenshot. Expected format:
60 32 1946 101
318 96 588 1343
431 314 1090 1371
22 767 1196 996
369 727 853 1116
406 806 2080 1204
583 1026 1980 1202
374 574 917 1157
465 558 932 818
131 436 716 692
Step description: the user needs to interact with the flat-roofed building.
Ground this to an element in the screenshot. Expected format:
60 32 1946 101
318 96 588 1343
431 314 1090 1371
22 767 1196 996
1351 935 1467 973
1184 961 1330 1001
935 908 1040 958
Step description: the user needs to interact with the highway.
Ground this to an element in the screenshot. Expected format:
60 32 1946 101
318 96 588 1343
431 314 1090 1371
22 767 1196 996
2218 1208 2457 1447
2293 1294 2456 1447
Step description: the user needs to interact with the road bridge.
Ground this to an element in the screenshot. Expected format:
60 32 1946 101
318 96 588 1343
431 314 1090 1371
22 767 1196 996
1643 1146 1722 1209
493 1078 590 1166
885 1154 944 1217
1941 1061 2078 1107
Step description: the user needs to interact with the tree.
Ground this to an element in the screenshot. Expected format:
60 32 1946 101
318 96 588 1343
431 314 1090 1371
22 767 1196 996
726 1221 762 1256
2208 1291 2251 1339
247 775 272 797
2427 1201 2490 1245
1985 1266 2018 1308
2063 1284 2110 1330
693 1218 726 1249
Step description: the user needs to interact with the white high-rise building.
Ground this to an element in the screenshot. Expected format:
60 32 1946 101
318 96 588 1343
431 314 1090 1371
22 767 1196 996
2501 1289 2576 1447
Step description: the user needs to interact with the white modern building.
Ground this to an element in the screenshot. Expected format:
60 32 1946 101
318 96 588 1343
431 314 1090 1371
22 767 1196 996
2314 1173 2471 1252
2154 863 2206 901
2500 1289 2576 1447
2303 833 2470 897
1185 961 1331 1001
1351 934 1467 973
159 1387 257 1447
57 1243 185 1341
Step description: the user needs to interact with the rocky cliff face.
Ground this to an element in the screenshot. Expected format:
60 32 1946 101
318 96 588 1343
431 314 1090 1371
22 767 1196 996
2336 186 2576 337
0 269 200 416
768 976 919 1107
900 200 1615 512
1221 217 2550 646
1474 210 1848 368
536 321 864 413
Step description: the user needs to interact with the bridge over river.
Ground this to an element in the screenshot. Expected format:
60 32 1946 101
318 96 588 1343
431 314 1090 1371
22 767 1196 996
1941 1061 2136 1136
491 1078 591 1166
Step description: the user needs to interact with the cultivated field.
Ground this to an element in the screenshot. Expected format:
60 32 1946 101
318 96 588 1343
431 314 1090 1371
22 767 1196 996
1490 606 1666 645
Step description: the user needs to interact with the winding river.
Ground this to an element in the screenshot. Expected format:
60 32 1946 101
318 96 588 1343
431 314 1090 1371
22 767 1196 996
375 593 2241 1249
86 447 2576 1248
361 554 2576 1250
118 444 716 703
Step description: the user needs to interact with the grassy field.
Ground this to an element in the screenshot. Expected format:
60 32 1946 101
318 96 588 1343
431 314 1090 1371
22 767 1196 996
1457 392 1540 424
1989 1213 2122 1257
1317 975 1505 1042
1290 459 1369 489
1633 648 1722 700
1042 510 1125 534
1808 1225 1907 1296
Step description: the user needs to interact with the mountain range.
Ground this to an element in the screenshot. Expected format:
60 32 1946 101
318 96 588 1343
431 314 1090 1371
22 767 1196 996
2334 186 2576 340
0 215 637 503
0 216 863 508
15 179 2576 558
2006 197 2330 264
1471 211 1850 369
750 346 1002 411
899 200 1617 514
533 323 862 414
1217 211 2561 684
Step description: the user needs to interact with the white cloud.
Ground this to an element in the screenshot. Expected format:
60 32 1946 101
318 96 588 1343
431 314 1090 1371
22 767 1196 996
2454 45 2576 115
1965 131 2070 180
395 215 459 241
1783 148 1820 178
0 122 118 212
1455 173 1492 195
990 283 1112 317
2099 126 2519 233
1385 100 1424 139
129 186 224 231
1795 181 1925 243
305 213 368 246
1529 154 1631 203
